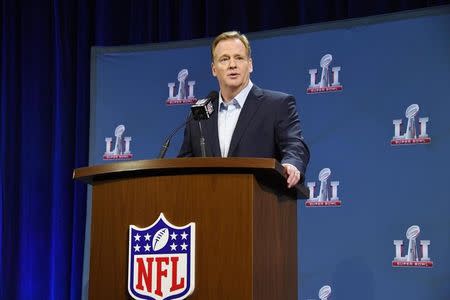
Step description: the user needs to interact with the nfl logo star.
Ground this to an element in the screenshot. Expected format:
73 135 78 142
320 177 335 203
128 213 196 300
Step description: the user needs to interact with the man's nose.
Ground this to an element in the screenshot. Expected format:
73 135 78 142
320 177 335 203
228 58 237 68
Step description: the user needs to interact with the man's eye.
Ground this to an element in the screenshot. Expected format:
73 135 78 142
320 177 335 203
219 57 229 63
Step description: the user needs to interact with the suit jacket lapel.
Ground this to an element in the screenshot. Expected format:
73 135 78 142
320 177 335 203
228 86 264 156
204 98 221 157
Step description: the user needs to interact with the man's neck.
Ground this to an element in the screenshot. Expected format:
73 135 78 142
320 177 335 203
221 90 239 103
221 81 250 103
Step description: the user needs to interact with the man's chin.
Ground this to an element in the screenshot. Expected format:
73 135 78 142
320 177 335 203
224 81 243 89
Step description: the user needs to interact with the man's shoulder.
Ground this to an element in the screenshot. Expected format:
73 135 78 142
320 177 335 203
251 85 292 102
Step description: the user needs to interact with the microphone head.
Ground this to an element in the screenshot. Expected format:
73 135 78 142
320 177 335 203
191 91 218 121
206 90 219 101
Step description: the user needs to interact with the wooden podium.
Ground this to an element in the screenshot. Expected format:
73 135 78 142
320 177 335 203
73 158 308 300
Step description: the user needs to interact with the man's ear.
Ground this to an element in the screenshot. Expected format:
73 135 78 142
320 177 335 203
211 62 217 77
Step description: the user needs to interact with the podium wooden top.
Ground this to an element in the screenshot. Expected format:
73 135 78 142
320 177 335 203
73 157 308 198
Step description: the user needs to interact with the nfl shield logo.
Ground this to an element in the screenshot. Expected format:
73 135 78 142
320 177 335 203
128 213 196 300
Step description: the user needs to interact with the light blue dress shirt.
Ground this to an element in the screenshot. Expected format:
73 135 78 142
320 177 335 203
218 81 253 157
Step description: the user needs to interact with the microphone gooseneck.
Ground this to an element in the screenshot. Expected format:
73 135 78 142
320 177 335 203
157 91 218 159
191 91 218 157
157 114 192 159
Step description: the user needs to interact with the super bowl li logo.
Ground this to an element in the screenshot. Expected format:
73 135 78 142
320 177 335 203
305 168 341 207
318 285 331 300
306 285 332 300
307 54 343 94
103 124 133 160
128 213 196 300
391 104 431 145
166 69 197 105
392 225 433 268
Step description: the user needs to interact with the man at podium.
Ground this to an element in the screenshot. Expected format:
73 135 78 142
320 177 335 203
179 31 309 188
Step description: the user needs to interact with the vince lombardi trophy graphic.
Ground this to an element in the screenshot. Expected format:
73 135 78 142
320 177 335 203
318 285 331 300
406 225 420 261
404 104 419 139
318 168 331 201
113 125 125 155
176 69 189 99
319 54 333 88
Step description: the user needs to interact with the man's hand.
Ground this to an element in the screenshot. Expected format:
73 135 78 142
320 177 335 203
282 163 302 188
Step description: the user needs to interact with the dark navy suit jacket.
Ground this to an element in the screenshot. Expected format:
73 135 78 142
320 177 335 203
178 85 310 178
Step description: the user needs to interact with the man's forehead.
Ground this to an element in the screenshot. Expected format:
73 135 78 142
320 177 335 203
214 39 247 55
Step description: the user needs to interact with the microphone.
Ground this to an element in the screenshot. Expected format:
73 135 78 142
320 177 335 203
191 91 219 121
190 91 218 157
157 91 218 159
157 113 192 159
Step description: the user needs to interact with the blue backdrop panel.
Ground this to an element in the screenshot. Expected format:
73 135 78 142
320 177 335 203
90 8 450 299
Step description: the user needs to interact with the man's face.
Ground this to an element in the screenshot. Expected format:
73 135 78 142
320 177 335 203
211 38 253 100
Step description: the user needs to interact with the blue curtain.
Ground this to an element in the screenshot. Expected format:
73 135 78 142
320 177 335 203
1 0 447 299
